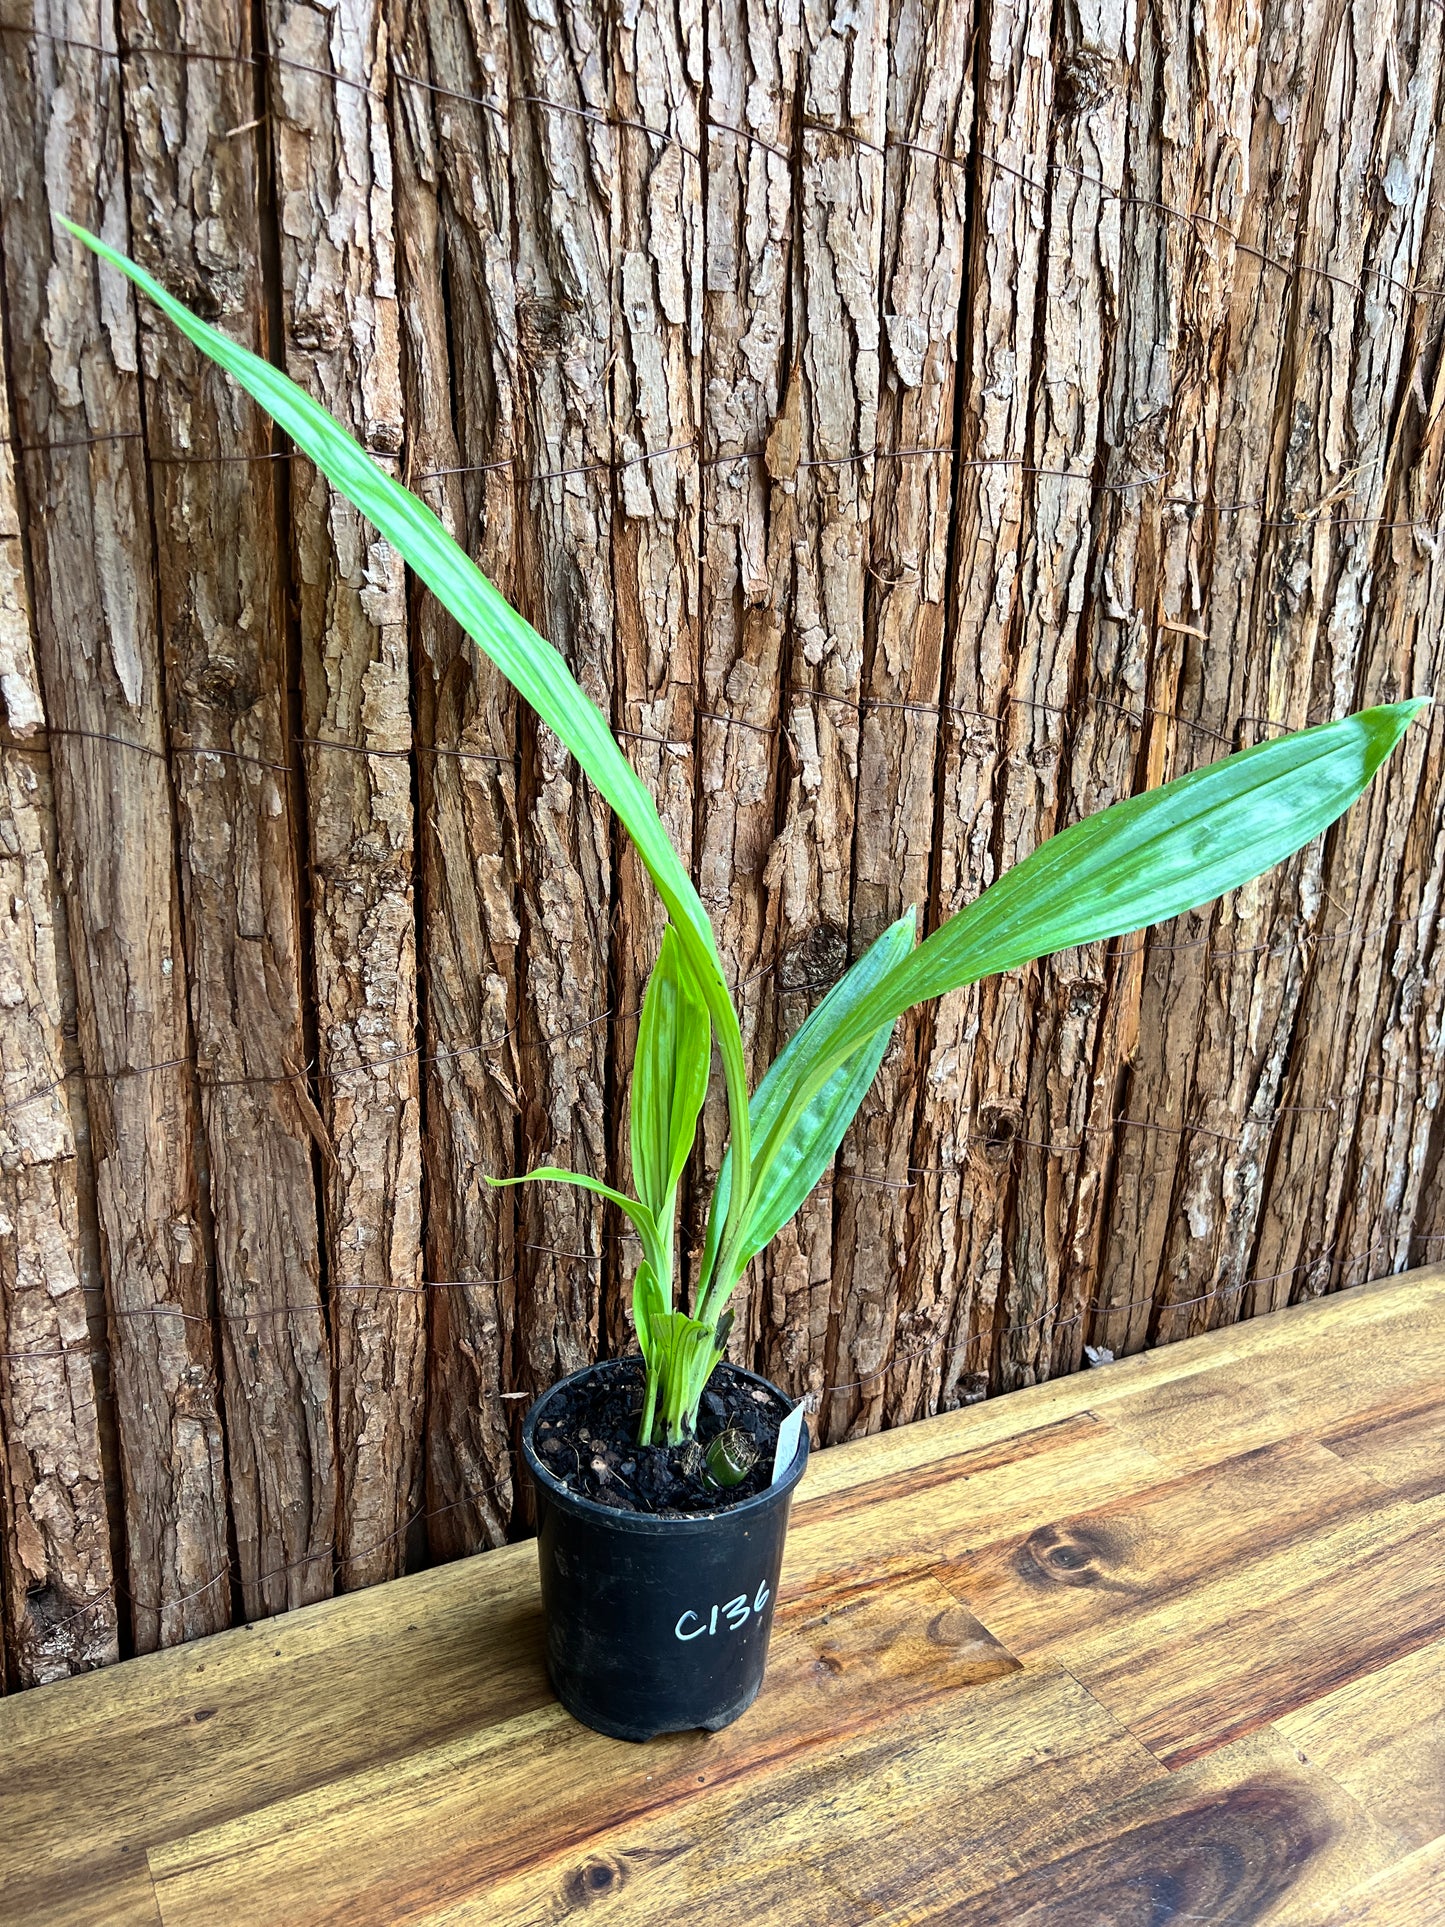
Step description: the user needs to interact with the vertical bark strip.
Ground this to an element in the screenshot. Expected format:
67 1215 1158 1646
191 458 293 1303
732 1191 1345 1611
966 0 1129 1397
1092 0 1348 1353
1158 0 1433 1340
693 0 798 1337
390 0 521 1555
899 0 1053 1425
509 0 615 1396
1102 0 1435 1354
995 0 1130 1392
759 0 888 1413
1251 12 1445 1305
1049 0 1262 1375
0 1 231 1654
0 345 118 1684
117 0 334 1622
608 0 702 1346
263 0 424 1591
826 0 973 1435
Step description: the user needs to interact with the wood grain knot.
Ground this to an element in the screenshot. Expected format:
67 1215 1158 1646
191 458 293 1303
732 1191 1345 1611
979 1104 1021 1161
974 1780 1333 1923
1015 1521 1134 1592
182 652 258 716
780 922 849 993
1054 48 1124 116
562 1854 625 1908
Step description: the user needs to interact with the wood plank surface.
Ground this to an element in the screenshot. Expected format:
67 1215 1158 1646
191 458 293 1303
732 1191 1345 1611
1 1268 1442 1926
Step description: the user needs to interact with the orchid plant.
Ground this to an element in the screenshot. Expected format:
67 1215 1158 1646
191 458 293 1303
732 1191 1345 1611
65 221 1426 1453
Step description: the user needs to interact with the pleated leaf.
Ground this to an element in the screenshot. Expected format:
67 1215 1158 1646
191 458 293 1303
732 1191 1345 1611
745 702 1428 1207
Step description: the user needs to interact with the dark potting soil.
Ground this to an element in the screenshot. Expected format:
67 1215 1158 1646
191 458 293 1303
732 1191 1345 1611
529 1358 791 1517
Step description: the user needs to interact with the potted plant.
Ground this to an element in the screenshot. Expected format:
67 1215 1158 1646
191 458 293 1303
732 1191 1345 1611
62 221 1426 1740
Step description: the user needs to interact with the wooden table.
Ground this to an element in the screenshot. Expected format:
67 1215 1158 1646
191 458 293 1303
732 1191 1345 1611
5 1269 1444 1926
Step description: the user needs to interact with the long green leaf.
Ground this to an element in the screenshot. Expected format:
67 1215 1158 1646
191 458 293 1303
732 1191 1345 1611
749 701 1426 1202
60 218 754 1224
698 914 915 1318
631 928 711 1228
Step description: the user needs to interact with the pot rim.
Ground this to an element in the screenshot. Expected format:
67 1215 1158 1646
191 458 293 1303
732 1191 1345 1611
521 1357 810 1535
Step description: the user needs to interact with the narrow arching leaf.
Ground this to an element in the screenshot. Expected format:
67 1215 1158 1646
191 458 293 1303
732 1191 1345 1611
697 914 916 1318
748 702 1428 1195
881 701 1429 1013
631 927 711 1223
486 1167 657 1249
60 219 753 1209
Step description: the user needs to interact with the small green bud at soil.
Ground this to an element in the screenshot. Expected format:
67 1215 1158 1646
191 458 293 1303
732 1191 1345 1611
703 1428 759 1489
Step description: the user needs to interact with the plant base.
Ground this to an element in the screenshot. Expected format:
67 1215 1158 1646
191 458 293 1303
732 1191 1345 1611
522 1361 810 1742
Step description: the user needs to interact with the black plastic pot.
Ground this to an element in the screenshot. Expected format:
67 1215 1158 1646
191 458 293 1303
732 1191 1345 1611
521 1361 810 1742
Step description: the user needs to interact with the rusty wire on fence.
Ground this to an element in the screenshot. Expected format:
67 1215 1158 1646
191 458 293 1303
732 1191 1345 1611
15 407 1442 542
36 1474 517 1641
6 674 1440 841
6 19 1445 312
5 1206 1436 1367
0 897 1437 1126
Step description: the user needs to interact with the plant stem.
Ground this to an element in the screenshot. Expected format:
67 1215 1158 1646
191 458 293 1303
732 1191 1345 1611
638 1368 659 1447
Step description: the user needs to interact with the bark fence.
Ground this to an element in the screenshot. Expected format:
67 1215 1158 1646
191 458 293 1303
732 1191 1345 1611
2 0 1444 1687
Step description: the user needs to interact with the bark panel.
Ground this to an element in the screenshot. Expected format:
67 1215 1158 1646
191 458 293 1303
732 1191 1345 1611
1251 21 1445 1308
1047 0 1263 1376
1105 0 1436 1354
390 0 522 1556
0 0 1443 1690
264 0 425 1592
0 1 231 1651
0 344 118 1684
758 0 888 1415
117 0 335 1622
692 0 799 1343
995 0 1132 1393
608 0 703 1346
1091 0 1352 1353
898 0 1054 1427
826 0 973 1435
509 0 615 1397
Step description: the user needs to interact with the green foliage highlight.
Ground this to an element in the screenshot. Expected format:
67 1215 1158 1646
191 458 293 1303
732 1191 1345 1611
65 220 1427 1456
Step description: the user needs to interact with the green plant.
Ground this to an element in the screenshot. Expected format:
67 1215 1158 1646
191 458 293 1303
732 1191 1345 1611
64 220 1428 1451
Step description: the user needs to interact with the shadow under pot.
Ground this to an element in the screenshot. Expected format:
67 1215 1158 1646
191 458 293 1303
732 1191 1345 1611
521 1358 810 1742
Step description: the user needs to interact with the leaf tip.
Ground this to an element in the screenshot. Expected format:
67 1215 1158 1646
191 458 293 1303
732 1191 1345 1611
56 214 102 256
1363 697 1432 770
